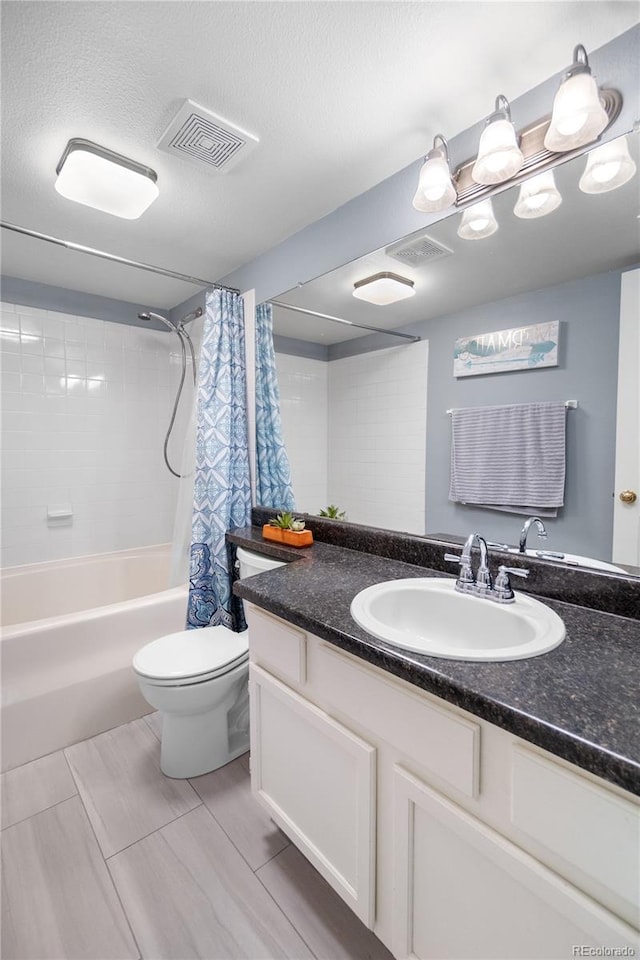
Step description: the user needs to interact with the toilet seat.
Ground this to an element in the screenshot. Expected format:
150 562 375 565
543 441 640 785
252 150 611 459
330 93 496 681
133 626 249 687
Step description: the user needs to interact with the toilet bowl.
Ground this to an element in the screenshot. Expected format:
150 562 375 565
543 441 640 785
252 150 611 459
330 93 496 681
133 546 286 778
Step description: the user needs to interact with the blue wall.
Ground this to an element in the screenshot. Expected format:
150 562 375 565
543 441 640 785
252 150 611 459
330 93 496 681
415 270 622 559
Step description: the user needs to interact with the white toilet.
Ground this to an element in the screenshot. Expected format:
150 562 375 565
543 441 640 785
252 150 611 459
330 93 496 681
133 546 286 778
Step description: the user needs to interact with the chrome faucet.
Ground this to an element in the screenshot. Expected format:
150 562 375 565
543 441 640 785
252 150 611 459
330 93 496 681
519 516 547 554
445 533 492 596
445 532 529 603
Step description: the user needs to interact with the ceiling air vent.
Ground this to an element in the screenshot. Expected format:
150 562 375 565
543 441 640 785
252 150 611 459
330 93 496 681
157 99 259 173
385 234 453 268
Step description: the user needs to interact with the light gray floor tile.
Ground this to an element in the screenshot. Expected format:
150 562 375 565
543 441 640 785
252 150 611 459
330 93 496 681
1 751 77 830
65 718 200 858
239 750 251 773
108 805 314 960
1 796 139 960
190 755 290 871
258 844 394 960
142 711 162 741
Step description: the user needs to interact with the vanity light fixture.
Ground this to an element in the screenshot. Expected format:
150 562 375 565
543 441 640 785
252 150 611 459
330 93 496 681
352 272 415 305
544 45 609 153
457 199 498 241
578 134 637 194
412 135 457 213
55 139 159 219
472 95 524 186
513 170 562 219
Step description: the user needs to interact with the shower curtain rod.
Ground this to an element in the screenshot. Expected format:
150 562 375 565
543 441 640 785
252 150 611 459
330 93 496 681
269 299 421 343
0 221 240 294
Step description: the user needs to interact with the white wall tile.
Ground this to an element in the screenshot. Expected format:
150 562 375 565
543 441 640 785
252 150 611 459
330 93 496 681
1 305 187 568
274 354 328 515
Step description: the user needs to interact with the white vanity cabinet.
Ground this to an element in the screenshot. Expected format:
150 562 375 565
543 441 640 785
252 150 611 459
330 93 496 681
246 604 640 959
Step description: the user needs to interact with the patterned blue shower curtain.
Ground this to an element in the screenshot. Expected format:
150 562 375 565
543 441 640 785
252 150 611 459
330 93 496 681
187 289 252 630
255 302 295 511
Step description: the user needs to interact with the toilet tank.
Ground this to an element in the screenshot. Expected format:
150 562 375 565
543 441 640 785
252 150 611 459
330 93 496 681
236 546 287 579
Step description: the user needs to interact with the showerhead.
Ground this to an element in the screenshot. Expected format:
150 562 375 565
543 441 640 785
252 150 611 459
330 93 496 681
137 310 176 333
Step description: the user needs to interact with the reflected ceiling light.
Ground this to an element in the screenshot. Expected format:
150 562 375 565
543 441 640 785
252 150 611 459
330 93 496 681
55 139 159 219
412 134 457 213
457 199 498 240
472 96 524 185
513 170 562 219
352 272 415 305
579 135 637 194
544 45 609 153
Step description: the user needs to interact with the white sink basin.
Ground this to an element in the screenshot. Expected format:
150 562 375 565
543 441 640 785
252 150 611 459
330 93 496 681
350 578 565 662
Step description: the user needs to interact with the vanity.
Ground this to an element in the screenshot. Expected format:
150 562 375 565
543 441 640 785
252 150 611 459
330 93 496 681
229 522 639 960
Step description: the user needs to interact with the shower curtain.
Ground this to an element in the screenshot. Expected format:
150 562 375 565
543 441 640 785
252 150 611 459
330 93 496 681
255 302 295 511
186 289 251 630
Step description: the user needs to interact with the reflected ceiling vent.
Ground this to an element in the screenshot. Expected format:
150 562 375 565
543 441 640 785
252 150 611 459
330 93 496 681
157 99 259 173
385 234 453 268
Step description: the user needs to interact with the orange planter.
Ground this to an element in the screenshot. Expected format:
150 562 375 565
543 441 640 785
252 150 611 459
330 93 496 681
262 524 313 548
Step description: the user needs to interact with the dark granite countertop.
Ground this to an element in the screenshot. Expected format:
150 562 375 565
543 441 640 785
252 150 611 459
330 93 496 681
229 526 640 797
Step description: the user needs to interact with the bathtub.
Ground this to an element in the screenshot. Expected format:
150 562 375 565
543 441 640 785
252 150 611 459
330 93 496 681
1 544 188 771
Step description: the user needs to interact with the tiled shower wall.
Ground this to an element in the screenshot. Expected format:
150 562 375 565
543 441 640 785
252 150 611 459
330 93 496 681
274 353 328 514
1 303 198 568
275 342 428 533
327 342 428 532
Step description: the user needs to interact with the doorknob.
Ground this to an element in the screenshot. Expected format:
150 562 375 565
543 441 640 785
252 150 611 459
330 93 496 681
619 490 637 504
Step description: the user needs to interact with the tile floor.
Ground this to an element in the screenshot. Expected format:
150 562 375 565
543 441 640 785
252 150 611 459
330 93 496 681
1 714 393 960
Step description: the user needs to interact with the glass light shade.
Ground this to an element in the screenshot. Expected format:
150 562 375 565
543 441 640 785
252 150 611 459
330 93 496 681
543 73 609 152
412 150 457 213
457 199 498 241
579 136 637 194
55 142 159 219
513 170 563 219
352 272 415 305
472 119 524 185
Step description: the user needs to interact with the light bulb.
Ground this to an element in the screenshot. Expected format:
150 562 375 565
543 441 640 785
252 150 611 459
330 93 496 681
412 136 457 213
472 97 524 186
457 199 498 240
544 46 609 152
579 135 637 194
514 170 562 220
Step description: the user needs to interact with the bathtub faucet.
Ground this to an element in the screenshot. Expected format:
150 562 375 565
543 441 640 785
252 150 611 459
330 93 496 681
519 516 548 554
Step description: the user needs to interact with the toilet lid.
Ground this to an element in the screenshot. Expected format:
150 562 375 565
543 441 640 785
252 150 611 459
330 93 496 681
133 626 248 683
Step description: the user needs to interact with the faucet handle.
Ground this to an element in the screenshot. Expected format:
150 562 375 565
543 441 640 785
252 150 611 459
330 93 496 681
493 565 529 603
499 566 529 579
444 552 475 585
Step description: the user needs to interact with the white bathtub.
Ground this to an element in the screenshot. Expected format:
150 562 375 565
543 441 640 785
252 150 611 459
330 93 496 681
1 544 188 771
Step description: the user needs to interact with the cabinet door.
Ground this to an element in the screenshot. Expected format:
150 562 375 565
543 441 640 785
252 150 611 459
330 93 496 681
393 765 639 960
249 664 376 927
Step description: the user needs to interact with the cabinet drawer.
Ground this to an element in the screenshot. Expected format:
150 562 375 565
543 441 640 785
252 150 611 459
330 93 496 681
314 642 479 798
511 746 640 915
246 605 306 685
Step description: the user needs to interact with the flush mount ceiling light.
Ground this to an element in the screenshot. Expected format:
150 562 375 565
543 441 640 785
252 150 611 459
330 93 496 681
55 139 159 219
412 135 457 213
513 169 563 219
457 199 498 241
472 95 524 186
579 134 637 194
544 45 609 153
352 272 415 305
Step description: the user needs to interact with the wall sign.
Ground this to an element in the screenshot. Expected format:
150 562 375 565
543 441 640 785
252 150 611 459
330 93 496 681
453 320 559 378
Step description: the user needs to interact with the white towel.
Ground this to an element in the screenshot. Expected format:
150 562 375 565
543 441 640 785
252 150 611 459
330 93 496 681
449 401 566 516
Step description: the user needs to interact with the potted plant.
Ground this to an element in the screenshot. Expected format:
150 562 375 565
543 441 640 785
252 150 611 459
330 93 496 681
263 512 314 548
318 504 347 520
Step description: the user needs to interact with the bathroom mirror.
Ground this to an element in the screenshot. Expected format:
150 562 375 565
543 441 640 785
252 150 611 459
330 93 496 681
259 133 640 575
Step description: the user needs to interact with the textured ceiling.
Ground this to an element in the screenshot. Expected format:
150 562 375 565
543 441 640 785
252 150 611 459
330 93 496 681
1 1 638 309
